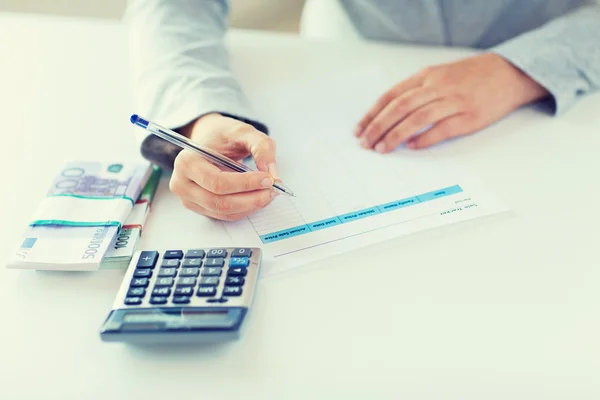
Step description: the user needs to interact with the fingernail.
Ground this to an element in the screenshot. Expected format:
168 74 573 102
375 142 386 153
271 190 280 199
267 163 280 180
406 140 416 149
360 137 370 148
261 177 274 188
354 126 362 137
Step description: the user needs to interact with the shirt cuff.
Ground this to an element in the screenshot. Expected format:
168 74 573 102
491 37 588 116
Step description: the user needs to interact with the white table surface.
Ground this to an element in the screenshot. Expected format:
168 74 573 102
1 13 599 400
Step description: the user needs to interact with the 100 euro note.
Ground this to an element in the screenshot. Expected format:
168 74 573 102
7 161 153 271
101 165 161 269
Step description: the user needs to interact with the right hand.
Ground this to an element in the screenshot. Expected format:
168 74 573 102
169 113 279 221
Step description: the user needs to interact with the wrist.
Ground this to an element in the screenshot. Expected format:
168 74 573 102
489 53 550 107
179 113 222 139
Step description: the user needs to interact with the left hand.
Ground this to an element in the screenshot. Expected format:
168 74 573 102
354 53 550 152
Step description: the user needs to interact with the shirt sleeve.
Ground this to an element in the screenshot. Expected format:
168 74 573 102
123 0 268 170
491 2 600 115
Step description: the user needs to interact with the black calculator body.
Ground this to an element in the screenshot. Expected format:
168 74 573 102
99 247 261 343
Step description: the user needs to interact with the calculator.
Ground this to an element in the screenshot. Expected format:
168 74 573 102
99 247 261 343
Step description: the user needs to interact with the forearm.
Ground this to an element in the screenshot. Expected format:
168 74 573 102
123 0 268 169
491 2 600 115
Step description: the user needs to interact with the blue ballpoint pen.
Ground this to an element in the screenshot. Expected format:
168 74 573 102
130 114 296 197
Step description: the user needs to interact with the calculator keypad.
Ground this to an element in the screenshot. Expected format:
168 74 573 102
120 248 259 308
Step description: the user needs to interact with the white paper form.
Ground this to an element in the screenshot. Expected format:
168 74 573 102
225 68 508 276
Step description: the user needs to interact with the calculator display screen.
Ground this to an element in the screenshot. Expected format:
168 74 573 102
122 310 230 327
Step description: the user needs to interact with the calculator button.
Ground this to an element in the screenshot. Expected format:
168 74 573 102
124 297 142 305
223 286 242 296
158 267 177 277
205 258 224 267
161 258 181 268
229 257 249 267
199 277 219 286
176 277 197 287
185 249 205 259
155 277 174 287
164 250 184 259
207 249 227 258
206 298 228 303
172 296 191 304
225 276 245 286
202 267 222 277
127 287 146 297
180 267 200 277
150 296 168 304
196 287 217 297
182 258 202 267
137 251 158 268
152 287 171 296
133 268 152 278
174 287 194 296
232 248 252 257
227 267 247 276
130 278 149 287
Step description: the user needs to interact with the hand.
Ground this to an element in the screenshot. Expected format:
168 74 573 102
169 113 279 221
355 53 549 152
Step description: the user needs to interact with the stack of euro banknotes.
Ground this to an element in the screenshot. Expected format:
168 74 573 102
6 161 161 271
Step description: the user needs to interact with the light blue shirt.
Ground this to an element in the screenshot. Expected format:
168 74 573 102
124 0 600 167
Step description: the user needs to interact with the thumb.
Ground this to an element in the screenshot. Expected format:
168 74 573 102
236 129 279 180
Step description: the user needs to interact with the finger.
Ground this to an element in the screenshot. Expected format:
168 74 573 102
180 199 256 222
358 86 441 149
181 178 276 216
406 115 470 149
175 149 274 195
354 70 427 137
374 98 462 153
234 128 279 180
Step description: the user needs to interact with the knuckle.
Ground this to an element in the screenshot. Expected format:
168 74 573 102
204 173 225 194
173 151 190 172
412 108 432 126
391 97 409 113
367 122 381 135
211 195 230 214
169 177 184 196
222 213 243 222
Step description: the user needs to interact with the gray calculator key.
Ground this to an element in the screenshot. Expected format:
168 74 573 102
130 278 149 287
172 296 191 304
155 277 174 287
133 268 152 278
152 287 171 296
223 286 242 296
161 258 181 268
124 297 142 305
150 296 168 304
196 287 217 297
164 250 184 259
127 287 146 297
174 287 194 296
225 276 245 286
180 267 200 277
207 249 227 258
158 267 177 277
202 267 222 277
182 258 202 267
232 248 252 257
137 251 158 268
176 277 197 287
205 258 224 267
185 249 205 259
227 267 247 276
199 277 219 286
